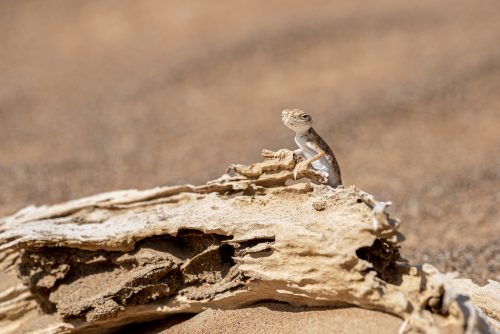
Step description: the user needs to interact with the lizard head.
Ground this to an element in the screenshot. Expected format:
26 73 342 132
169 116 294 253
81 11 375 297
281 109 313 133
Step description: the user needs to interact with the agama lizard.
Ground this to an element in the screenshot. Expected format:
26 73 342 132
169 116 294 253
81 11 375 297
281 109 342 188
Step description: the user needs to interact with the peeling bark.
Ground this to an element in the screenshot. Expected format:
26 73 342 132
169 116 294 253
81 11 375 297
0 150 497 333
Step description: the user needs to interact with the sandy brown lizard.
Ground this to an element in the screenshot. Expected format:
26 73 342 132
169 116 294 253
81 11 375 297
281 109 342 187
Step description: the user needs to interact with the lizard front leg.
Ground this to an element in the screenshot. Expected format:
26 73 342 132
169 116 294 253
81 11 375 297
293 142 325 180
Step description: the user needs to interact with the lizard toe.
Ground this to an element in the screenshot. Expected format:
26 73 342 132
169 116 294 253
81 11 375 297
294 160 311 180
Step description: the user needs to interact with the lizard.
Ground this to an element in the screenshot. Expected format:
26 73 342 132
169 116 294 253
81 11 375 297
280 108 342 188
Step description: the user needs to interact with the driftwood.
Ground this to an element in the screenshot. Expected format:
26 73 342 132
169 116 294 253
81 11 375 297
0 149 497 333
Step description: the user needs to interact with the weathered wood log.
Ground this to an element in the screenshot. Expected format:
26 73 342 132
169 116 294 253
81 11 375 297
0 150 497 333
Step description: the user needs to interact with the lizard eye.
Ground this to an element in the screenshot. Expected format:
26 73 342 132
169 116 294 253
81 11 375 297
301 114 310 120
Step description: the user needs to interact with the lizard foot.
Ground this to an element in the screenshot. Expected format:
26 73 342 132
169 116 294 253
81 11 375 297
293 159 312 180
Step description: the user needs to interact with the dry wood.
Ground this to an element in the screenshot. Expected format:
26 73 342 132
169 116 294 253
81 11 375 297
0 150 497 333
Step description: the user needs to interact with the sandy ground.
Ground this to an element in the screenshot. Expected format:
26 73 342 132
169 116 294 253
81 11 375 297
1 0 499 332
152 303 402 334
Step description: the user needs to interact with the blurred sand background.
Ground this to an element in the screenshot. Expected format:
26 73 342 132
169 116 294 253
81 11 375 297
0 1 499 329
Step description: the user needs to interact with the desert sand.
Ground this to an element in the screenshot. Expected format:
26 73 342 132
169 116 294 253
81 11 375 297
1 0 499 332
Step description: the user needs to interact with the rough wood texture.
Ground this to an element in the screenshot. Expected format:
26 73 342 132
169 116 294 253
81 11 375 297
0 150 497 333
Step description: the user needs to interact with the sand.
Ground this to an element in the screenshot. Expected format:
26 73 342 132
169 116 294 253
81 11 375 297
155 303 403 334
1 0 499 332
